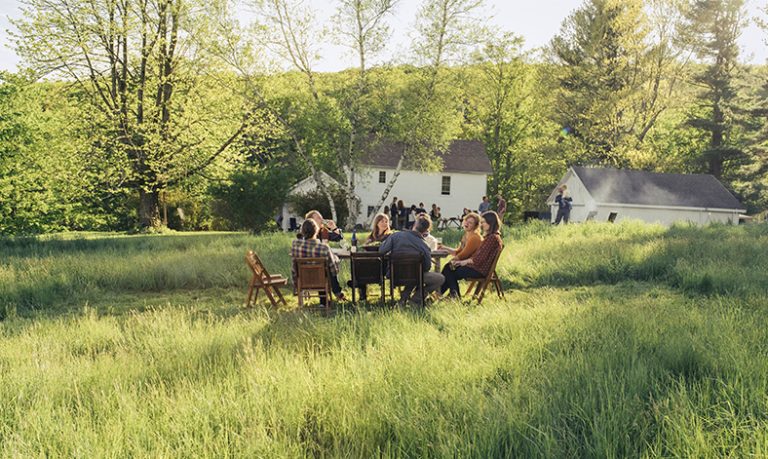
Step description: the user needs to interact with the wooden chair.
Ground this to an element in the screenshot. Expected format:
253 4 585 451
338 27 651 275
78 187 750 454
295 257 333 308
350 251 386 305
389 254 424 306
245 250 288 308
464 248 504 304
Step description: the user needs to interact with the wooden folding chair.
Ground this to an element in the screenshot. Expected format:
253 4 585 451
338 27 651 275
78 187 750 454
245 250 288 308
464 248 504 304
295 257 333 308
350 251 386 305
389 254 425 306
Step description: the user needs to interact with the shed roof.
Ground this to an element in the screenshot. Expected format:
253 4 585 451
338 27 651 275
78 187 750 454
570 166 744 210
362 140 492 174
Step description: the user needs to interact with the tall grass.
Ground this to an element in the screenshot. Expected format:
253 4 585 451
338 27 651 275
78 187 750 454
1 223 767 457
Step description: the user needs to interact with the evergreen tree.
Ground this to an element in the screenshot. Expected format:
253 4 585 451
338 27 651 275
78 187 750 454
678 0 748 179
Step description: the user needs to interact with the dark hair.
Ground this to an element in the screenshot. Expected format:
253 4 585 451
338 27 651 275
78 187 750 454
414 215 432 233
397 200 404 210
300 219 319 240
481 211 501 235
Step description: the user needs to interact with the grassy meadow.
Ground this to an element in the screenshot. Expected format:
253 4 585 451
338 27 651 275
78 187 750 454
1 222 768 457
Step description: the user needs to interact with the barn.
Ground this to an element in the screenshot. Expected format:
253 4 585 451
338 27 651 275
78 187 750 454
546 166 746 226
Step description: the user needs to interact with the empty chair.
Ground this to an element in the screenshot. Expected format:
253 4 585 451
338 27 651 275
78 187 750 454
245 250 288 308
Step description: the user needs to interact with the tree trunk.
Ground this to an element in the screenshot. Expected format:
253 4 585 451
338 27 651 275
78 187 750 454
139 189 162 228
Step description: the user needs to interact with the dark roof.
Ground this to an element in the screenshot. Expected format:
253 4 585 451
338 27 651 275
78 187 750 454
572 166 744 210
362 140 492 174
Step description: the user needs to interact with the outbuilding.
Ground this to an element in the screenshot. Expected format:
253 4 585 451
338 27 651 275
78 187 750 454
280 140 492 230
547 166 745 226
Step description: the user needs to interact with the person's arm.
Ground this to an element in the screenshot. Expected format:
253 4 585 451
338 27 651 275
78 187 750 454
379 235 393 254
328 228 343 242
455 233 482 260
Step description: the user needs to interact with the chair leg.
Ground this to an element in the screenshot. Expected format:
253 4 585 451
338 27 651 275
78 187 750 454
272 285 288 306
264 286 278 308
298 288 304 307
465 280 476 297
245 281 255 307
476 281 489 304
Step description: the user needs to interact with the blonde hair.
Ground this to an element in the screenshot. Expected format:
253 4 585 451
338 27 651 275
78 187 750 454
463 212 481 234
304 210 322 220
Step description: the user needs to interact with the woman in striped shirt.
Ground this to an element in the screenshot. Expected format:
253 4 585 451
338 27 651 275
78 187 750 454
440 211 503 299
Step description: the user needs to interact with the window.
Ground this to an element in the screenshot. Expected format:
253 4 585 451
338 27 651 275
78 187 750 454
379 171 386 183
441 176 451 195
367 206 377 217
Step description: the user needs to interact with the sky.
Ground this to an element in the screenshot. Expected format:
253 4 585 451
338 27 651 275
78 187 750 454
1 0 767 73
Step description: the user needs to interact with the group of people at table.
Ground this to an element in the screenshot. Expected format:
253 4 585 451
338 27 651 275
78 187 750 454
290 208 503 306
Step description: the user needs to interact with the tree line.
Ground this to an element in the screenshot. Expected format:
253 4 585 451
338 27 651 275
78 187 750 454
1 0 767 235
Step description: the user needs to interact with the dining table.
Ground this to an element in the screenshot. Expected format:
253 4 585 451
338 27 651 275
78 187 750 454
331 247 451 272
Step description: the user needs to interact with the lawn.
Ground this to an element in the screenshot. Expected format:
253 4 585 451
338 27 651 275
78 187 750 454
1 222 767 457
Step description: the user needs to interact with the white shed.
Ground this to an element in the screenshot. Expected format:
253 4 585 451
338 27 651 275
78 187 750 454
546 166 745 226
280 140 492 230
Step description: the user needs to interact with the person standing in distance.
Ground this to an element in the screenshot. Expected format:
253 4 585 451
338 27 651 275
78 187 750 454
554 185 573 225
478 196 491 213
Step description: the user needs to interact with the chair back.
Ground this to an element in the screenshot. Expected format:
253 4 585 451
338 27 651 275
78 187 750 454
350 252 385 286
246 250 267 282
295 257 330 290
389 253 423 287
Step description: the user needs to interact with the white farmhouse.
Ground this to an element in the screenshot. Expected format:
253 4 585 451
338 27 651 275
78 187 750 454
280 140 492 231
547 166 746 226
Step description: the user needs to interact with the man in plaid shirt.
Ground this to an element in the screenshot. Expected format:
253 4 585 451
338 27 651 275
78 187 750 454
291 219 345 303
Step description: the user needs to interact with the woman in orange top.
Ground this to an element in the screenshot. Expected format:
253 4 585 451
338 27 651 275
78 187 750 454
440 211 503 298
440 212 482 260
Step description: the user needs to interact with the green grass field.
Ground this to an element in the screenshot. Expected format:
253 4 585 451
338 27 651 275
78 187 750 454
1 222 768 457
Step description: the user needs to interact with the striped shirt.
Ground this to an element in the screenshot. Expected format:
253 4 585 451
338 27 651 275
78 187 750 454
468 233 502 277
290 238 340 282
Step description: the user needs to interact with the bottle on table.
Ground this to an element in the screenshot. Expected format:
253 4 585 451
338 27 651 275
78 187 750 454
351 229 357 252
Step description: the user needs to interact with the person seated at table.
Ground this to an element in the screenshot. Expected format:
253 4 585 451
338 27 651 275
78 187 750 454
366 213 393 244
291 219 346 303
305 210 343 242
429 203 439 222
440 211 503 299
379 215 444 306
439 212 482 262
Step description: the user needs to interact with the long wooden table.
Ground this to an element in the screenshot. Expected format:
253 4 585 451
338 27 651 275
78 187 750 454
332 248 450 272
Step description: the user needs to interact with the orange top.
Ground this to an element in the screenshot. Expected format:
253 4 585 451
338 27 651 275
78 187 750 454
454 232 483 260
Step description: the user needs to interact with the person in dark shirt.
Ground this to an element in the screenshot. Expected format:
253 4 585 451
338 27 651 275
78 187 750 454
554 185 573 225
380 215 444 305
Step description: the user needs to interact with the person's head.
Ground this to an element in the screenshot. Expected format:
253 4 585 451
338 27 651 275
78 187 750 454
304 210 323 226
431 203 437 210
481 211 501 235
410 204 416 211
397 200 404 209
558 184 567 193
463 208 469 215
384 205 390 214
496 194 502 200
371 213 390 236
300 219 319 240
419 202 424 208
482 195 488 202
462 212 481 233
414 215 432 234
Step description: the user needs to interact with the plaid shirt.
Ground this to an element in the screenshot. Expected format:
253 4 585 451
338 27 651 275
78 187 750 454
290 238 340 282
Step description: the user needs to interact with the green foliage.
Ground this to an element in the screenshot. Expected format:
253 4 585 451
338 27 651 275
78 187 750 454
286 188 350 227
209 167 296 232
